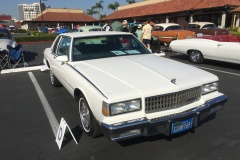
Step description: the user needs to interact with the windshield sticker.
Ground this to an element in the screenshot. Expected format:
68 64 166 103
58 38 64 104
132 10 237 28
125 50 140 54
111 51 127 55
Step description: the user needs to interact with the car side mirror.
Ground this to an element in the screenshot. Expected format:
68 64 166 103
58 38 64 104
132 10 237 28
56 55 68 63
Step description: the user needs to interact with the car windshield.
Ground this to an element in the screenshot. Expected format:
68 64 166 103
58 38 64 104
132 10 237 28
187 24 200 29
72 35 151 61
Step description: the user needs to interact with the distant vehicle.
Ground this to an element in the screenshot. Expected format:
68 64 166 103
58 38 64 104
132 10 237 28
43 31 227 141
0 28 16 52
56 28 69 34
9 25 16 31
152 23 195 45
0 24 6 28
185 22 229 36
39 26 48 33
48 28 57 34
77 26 104 32
69 28 78 33
169 35 240 64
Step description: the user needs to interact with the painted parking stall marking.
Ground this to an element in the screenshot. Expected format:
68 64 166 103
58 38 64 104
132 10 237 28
28 72 59 136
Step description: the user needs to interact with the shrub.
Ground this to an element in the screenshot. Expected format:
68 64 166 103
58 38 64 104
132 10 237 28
13 29 28 33
228 26 239 32
14 34 57 43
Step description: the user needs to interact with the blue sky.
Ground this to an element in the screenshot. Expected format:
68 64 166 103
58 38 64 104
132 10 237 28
0 0 141 20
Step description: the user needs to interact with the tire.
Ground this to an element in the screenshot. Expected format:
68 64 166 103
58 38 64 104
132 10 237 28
79 96 102 138
50 69 61 87
189 50 204 64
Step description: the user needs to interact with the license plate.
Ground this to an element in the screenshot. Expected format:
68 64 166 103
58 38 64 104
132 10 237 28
171 118 193 134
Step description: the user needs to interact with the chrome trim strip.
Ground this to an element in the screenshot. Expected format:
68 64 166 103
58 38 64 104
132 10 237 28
68 64 108 99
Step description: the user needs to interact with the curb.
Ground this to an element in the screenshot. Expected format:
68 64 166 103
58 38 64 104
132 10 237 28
1 65 46 74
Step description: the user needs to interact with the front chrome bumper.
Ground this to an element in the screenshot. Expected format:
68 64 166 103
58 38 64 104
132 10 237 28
101 95 228 141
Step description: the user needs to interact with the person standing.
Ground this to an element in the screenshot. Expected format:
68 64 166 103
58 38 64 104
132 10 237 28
141 19 152 49
122 20 129 32
135 24 143 40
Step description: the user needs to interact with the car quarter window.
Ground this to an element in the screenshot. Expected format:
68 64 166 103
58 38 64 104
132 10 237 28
52 36 61 54
57 36 71 57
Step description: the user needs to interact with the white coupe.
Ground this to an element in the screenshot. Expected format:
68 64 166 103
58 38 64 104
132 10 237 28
170 35 240 64
44 31 227 141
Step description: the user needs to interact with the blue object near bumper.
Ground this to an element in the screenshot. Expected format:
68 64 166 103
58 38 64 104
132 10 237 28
101 95 228 141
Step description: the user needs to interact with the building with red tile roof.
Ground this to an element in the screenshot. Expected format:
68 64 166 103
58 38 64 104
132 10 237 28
0 14 12 21
24 8 97 30
102 0 240 28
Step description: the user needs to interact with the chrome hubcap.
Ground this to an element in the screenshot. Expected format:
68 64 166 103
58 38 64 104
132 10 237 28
79 99 90 132
191 51 200 62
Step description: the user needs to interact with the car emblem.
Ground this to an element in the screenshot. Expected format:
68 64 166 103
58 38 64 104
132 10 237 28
171 78 176 84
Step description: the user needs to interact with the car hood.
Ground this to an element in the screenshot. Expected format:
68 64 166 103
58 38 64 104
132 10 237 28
0 39 16 51
72 54 217 99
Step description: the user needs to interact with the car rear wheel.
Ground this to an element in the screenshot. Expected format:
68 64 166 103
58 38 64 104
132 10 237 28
189 50 204 64
50 70 61 87
79 96 102 137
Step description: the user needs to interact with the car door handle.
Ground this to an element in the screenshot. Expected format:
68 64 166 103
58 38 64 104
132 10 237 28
217 44 223 47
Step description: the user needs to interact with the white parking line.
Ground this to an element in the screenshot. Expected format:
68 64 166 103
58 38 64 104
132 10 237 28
195 65 240 77
28 72 59 137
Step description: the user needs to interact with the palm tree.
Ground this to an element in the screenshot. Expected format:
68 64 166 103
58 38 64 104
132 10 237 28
108 2 120 11
94 0 104 20
126 0 135 4
86 7 98 16
100 14 107 19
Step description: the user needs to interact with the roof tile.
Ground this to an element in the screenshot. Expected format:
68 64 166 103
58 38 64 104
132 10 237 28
103 0 240 20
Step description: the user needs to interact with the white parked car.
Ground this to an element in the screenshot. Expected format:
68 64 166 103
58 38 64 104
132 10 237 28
43 31 227 141
0 28 16 52
169 35 240 64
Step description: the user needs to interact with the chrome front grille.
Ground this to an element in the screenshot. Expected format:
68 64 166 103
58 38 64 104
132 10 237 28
145 87 201 113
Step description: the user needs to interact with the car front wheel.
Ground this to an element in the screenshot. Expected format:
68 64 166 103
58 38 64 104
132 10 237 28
79 96 102 137
189 50 204 64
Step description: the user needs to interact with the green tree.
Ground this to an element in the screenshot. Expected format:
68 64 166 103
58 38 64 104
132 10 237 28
126 0 135 4
100 14 107 19
94 0 104 20
86 7 98 16
108 2 120 11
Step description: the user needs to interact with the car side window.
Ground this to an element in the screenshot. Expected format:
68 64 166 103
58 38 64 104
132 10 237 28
153 26 164 31
202 24 216 29
52 36 61 54
165 25 181 31
57 37 71 57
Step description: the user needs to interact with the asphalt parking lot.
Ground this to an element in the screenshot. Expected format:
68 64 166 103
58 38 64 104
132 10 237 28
0 42 240 160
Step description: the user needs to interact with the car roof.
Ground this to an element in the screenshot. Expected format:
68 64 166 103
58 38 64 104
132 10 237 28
189 22 214 25
60 31 132 38
78 25 103 31
154 23 180 27
0 28 10 32
79 26 102 29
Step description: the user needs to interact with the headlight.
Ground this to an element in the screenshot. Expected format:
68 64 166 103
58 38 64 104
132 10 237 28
202 82 218 95
102 99 141 116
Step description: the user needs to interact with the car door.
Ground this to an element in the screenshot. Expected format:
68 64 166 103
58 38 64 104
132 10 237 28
50 36 73 89
214 42 240 64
